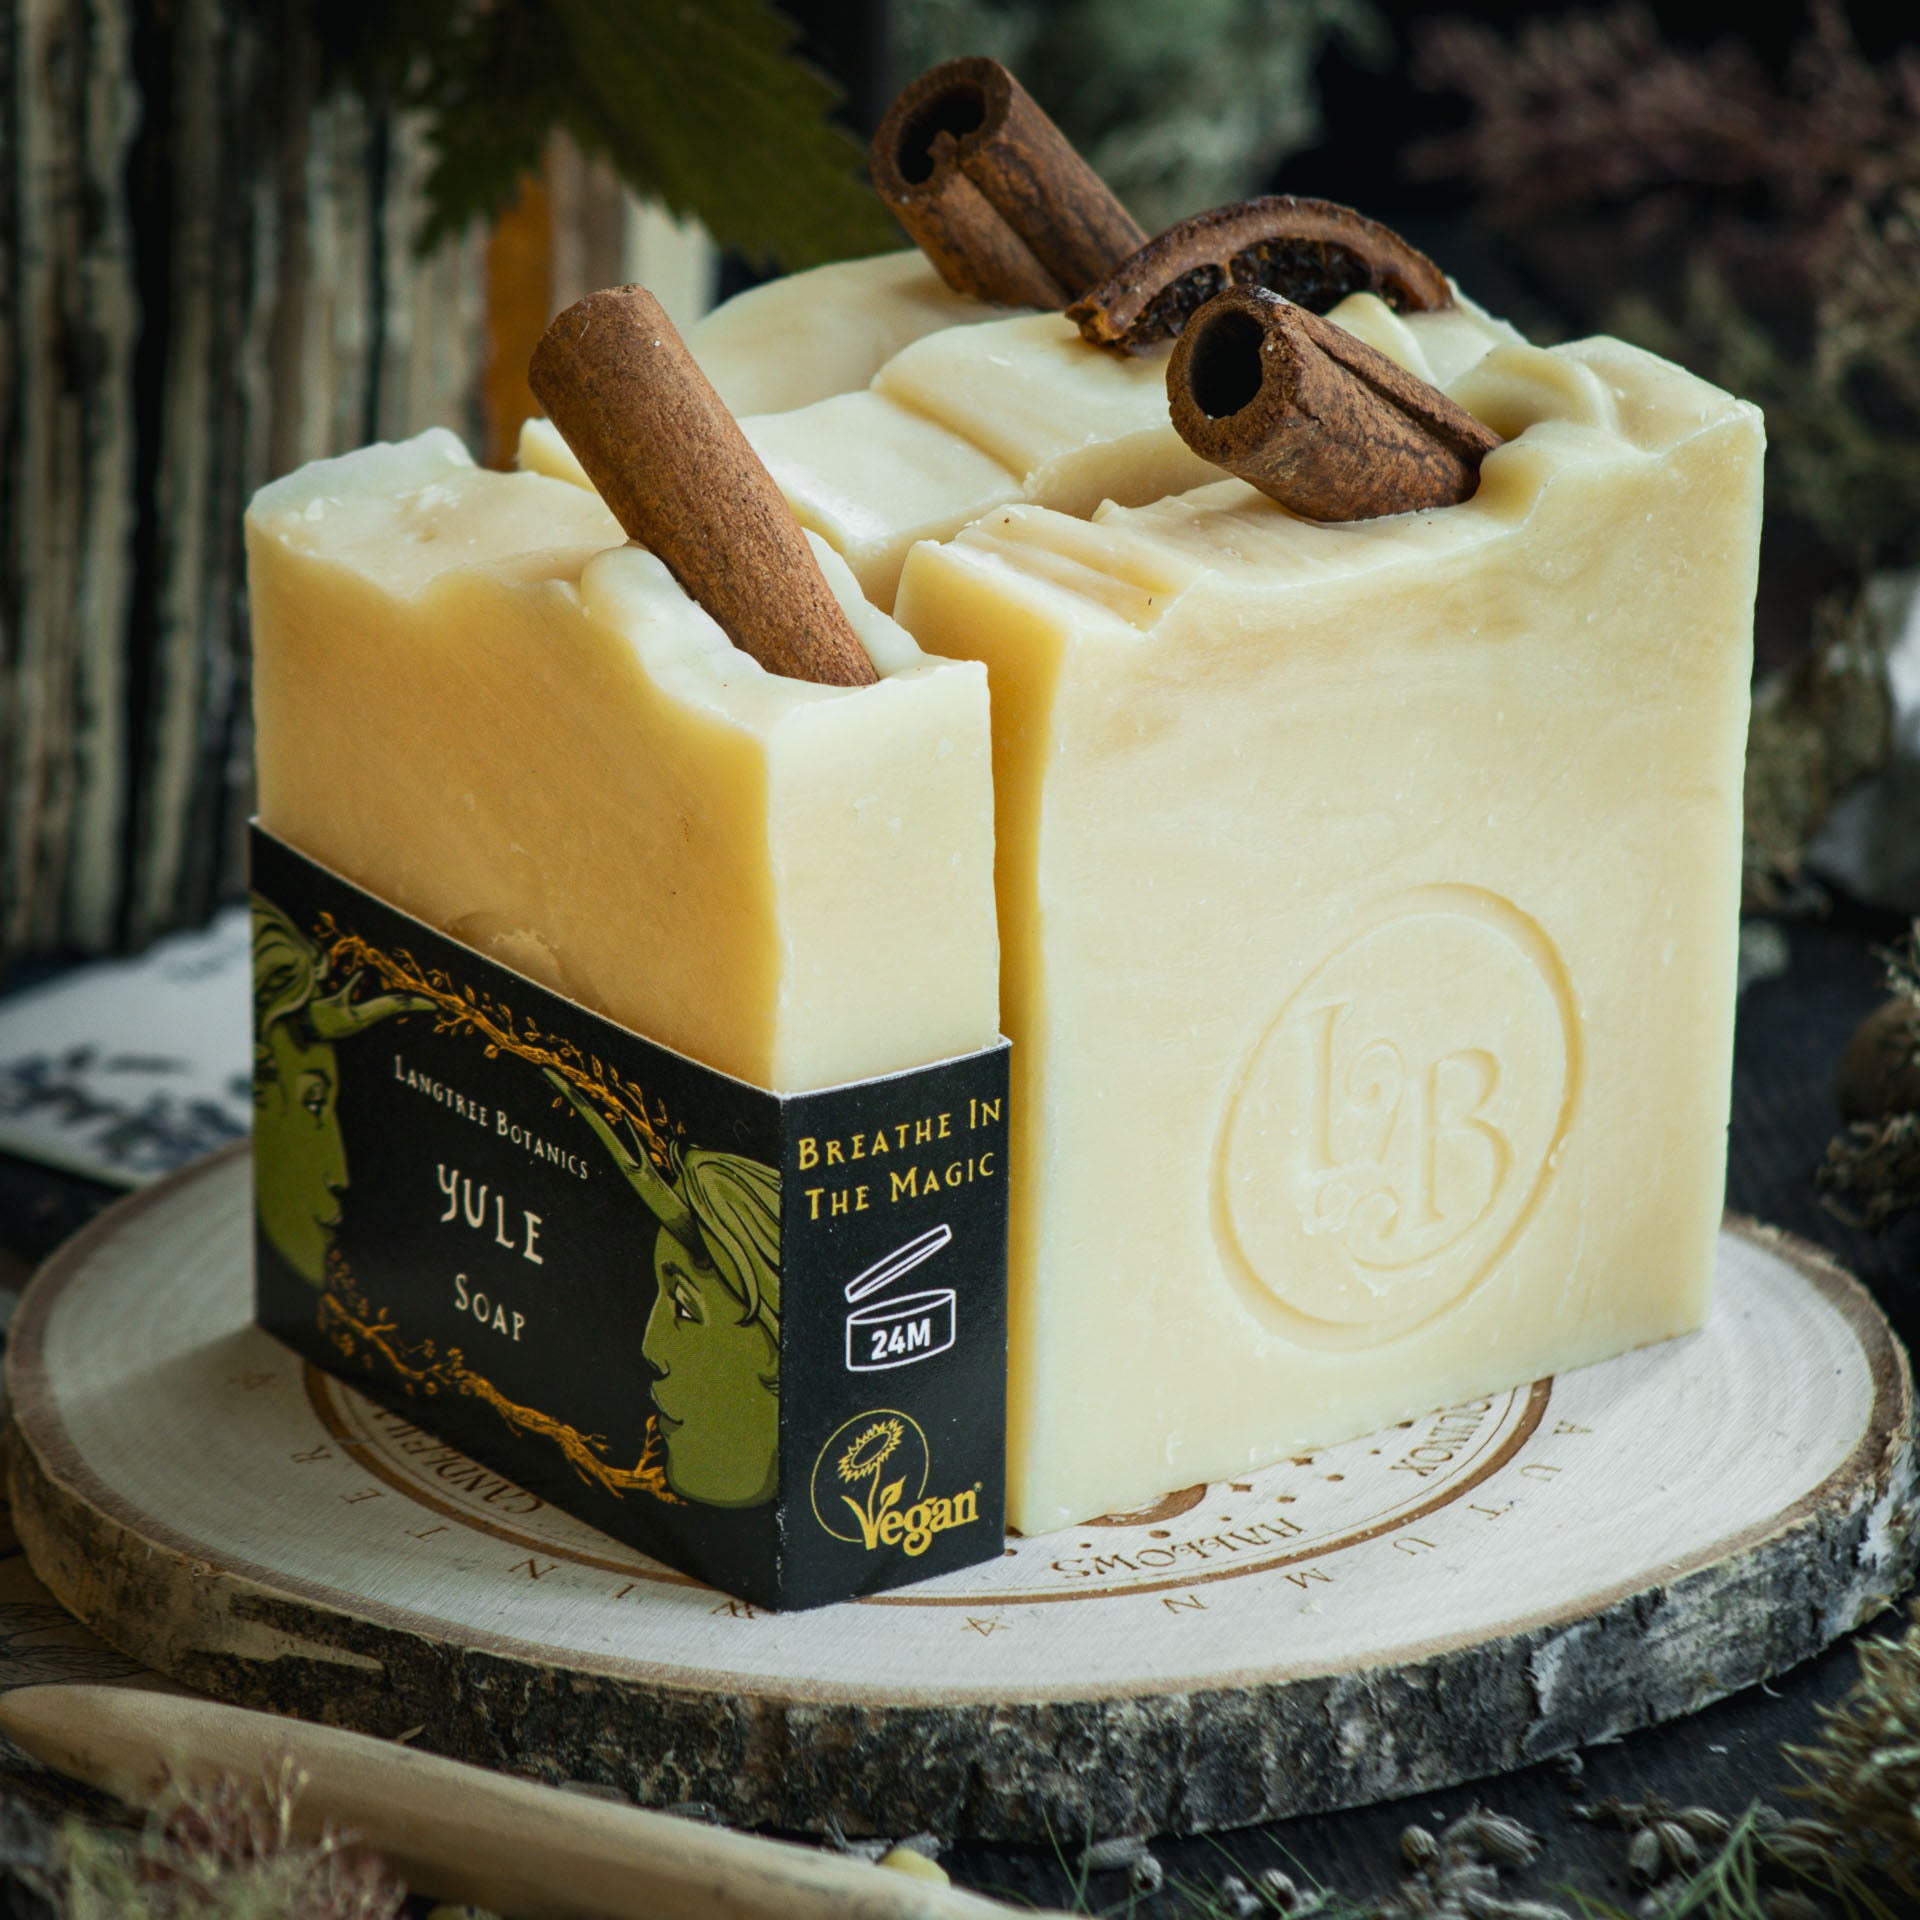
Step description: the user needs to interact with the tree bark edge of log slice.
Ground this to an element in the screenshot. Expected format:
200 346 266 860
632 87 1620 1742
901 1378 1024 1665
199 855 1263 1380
5 1149 1915 1842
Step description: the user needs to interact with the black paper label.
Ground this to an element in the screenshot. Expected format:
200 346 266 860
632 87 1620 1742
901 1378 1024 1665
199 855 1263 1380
248 826 1008 1608
777 1073 1009 1607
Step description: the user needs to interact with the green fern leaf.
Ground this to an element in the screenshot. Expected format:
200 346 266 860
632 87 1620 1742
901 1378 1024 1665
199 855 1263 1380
405 0 896 265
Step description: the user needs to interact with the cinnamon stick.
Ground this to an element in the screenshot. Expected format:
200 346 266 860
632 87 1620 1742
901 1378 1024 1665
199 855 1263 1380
872 58 1146 308
1070 196 1454 353
528 287 877 688
1167 285 1503 522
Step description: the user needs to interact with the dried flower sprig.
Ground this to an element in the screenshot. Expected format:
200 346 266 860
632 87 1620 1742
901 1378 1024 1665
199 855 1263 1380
1411 4 1920 576
1742 585 1894 913
1789 1607 1920 1902
1821 1112 1920 1231
1410 2 1920 274
1819 188 1920 417
59 1758 405 1920
1820 928 1920 1227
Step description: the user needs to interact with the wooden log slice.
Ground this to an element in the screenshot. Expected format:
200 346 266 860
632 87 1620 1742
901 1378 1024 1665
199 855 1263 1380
8 1145 1915 1841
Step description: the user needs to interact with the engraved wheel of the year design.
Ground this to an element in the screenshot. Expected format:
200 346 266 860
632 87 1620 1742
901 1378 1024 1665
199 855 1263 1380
8 1146 1914 1841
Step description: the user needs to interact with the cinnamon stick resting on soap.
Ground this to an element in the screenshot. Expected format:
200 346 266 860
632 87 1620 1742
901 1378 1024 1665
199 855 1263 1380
872 57 1145 308
1167 284 1502 521
529 285 877 688
1071 195 1454 353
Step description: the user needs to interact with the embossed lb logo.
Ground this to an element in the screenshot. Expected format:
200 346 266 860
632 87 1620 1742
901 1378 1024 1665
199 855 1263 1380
1217 889 1579 1342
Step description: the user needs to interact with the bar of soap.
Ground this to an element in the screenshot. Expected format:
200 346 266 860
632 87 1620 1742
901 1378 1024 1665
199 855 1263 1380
247 429 998 1093
893 321 1763 1532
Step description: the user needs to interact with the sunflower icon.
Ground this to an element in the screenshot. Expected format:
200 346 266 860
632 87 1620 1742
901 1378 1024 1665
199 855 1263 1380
837 1417 903 1486
811 1409 929 1549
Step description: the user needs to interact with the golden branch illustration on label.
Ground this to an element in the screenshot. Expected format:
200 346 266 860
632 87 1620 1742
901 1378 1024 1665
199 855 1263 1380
318 1253 678 1504
316 917 678 1170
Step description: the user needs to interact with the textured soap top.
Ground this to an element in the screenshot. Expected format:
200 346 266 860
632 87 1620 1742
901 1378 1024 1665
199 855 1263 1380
932 320 1762 631
247 429 953 726
250 430 625 599
687 248 1010 416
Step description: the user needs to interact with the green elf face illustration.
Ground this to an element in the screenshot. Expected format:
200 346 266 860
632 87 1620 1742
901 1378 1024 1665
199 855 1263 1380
252 896 430 1288
643 1227 779 1508
545 1070 782 1509
253 1015 348 1286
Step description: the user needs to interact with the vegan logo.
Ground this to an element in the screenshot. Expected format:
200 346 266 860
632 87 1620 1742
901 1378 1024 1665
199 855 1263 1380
810 1409 980 1557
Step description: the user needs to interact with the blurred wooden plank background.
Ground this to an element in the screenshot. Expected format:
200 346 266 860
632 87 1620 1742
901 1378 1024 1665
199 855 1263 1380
0 0 711 974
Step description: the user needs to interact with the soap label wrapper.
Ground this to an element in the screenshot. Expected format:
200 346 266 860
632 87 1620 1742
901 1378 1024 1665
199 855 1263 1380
248 826 1009 1610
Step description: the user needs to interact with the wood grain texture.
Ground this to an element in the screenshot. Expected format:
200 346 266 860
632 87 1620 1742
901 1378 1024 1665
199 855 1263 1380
8 1147 1915 1842
0 0 489 969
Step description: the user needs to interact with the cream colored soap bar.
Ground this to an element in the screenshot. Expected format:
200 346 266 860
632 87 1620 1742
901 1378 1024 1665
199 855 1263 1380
248 430 998 1093
523 310 1224 612
894 318 1762 1532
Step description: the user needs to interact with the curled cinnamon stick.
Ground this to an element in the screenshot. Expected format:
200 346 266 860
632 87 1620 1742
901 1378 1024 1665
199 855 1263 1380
1071 196 1453 353
529 287 876 688
871 57 1146 308
1167 285 1502 522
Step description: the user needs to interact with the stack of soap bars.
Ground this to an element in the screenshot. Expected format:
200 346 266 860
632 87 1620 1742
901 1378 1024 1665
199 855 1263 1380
248 57 1762 1539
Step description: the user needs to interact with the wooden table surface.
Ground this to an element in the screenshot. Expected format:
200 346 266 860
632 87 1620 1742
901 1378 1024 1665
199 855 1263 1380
0 907 1915 1917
